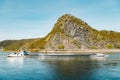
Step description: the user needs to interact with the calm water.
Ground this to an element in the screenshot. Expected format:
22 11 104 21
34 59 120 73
0 51 120 80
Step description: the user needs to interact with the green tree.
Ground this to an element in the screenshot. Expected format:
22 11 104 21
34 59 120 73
58 44 64 49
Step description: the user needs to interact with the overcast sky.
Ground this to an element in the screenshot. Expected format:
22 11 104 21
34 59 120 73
0 0 120 41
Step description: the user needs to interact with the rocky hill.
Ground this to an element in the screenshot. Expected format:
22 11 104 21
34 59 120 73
0 14 120 51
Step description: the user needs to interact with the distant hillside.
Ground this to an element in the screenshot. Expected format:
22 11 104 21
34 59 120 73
0 14 120 51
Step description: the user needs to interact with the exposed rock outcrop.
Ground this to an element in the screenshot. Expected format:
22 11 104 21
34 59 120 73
44 14 120 50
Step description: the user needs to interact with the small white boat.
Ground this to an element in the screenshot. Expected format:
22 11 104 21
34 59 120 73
7 51 29 57
90 53 109 58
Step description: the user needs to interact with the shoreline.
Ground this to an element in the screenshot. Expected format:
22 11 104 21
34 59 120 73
39 49 120 53
3 49 120 54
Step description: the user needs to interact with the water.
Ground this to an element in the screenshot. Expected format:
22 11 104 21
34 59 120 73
0 51 120 80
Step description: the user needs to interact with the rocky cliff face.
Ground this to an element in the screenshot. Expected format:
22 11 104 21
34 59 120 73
44 14 120 50
0 14 120 51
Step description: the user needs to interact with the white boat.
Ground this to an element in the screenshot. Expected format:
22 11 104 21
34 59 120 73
90 53 109 57
7 51 29 57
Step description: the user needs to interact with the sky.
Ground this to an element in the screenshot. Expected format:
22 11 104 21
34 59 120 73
0 0 120 41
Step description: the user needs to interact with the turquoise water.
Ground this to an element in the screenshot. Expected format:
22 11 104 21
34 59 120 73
0 51 120 80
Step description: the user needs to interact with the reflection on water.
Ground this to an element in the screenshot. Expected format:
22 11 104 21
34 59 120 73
7 57 24 67
90 56 106 61
1 52 120 80
38 56 107 62
37 56 107 80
